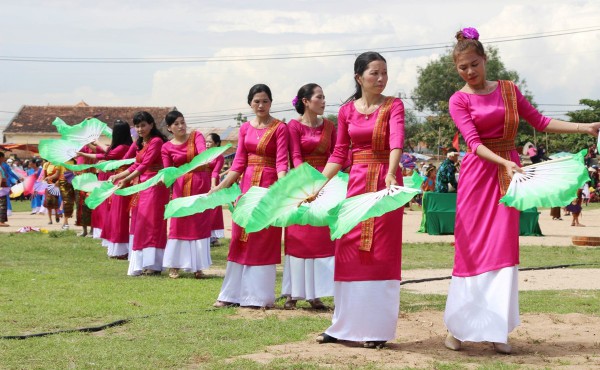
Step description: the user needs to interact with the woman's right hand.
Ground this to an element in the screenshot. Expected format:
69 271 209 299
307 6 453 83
503 160 523 179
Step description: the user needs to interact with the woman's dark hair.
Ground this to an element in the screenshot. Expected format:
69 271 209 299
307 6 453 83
165 110 184 127
108 120 134 155
294 83 321 115
207 133 221 147
345 52 387 103
247 84 273 105
132 111 167 150
453 30 486 62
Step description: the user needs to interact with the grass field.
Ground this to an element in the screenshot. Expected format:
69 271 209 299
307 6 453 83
1 232 599 369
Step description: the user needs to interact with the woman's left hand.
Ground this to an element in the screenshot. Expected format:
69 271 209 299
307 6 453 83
385 173 398 188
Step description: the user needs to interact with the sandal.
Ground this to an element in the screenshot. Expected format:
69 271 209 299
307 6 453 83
212 300 238 308
316 333 337 344
444 333 462 351
308 298 327 310
169 268 180 279
363 341 386 349
194 271 204 279
283 298 297 310
493 342 512 354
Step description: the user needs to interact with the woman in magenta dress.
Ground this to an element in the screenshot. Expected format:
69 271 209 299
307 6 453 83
281 83 335 310
212 84 289 308
78 120 134 258
444 28 600 354
206 133 225 244
110 111 169 276
161 111 212 279
317 52 405 348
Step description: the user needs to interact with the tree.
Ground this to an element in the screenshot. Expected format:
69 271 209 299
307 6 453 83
411 46 535 150
545 99 600 152
234 113 247 126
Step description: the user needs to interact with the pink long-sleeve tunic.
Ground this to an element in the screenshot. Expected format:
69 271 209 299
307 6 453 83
228 121 289 265
328 97 405 281
127 137 169 250
98 144 134 244
161 131 212 240
285 118 337 259
208 155 225 232
449 81 551 277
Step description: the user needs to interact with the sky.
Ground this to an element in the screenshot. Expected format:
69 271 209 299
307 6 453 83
1 0 599 133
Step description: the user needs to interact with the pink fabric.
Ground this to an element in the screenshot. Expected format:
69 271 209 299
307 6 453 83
228 121 289 265
161 132 211 240
130 137 168 250
99 144 133 244
209 155 225 231
285 119 336 258
327 98 405 281
449 82 551 277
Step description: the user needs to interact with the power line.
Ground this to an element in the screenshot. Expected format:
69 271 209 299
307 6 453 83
1 27 598 64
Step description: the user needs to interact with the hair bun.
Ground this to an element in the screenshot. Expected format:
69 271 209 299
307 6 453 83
458 27 479 41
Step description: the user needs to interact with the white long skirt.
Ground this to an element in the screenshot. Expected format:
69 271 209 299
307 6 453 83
127 234 134 260
444 266 520 344
217 261 276 307
163 238 211 272
107 242 129 257
281 255 334 300
127 247 165 276
325 280 401 342
211 229 225 238
92 228 102 239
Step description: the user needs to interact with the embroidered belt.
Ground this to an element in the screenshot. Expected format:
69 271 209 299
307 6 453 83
303 155 327 167
467 138 516 153
248 154 276 168
352 150 390 164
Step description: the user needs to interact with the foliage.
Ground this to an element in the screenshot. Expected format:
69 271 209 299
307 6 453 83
545 99 600 152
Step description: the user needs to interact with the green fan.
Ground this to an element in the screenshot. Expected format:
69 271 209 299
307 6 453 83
164 183 241 219
85 181 118 209
231 186 269 229
403 171 424 189
39 139 83 164
163 144 232 187
329 185 420 240
499 149 590 211
53 117 112 145
232 163 328 233
71 173 106 192
63 158 135 172
273 171 348 227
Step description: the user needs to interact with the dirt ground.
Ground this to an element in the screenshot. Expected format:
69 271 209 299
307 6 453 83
230 309 600 369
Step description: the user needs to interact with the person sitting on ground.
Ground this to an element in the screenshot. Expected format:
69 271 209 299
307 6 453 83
435 149 459 193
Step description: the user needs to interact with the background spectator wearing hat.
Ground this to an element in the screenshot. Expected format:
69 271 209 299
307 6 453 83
435 149 460 193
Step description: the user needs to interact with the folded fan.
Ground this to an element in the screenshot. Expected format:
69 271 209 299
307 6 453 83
63 158 135 172
499 149 590 211
72 173 106 193
231 163 329 233
272 171 349 227
164 183 241 219
39 139 82 164
329 185 420 240
114 145 231 196
85 181 118 209
53 117 112 145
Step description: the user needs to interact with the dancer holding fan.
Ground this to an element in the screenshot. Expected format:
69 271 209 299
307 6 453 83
212 84 289 309
206 133 226 245
161 111 212 279
77 120 134 255
282 83 336 310
315 52 405 349
444 27 600 354
110 112 169 276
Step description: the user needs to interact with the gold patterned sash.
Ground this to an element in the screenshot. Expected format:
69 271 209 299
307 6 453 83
302 119 334 167
359 97 395 252
182 131 198 197
491 81 519 195
239 120 283 242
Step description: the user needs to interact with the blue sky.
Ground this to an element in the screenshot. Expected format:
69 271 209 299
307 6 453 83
1 0 599 132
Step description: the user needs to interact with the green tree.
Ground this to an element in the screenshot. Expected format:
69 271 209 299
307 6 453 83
234 113 247 126
410 46 535 150
546 99 600 152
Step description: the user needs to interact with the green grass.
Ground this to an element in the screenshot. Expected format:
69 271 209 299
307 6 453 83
1 233 599 368
7 198 31 213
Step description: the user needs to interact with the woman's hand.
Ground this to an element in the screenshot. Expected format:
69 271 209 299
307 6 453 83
116 179 129 189
385 173 398 188
208 183 223 195
503 160 523 179
583 122 600 136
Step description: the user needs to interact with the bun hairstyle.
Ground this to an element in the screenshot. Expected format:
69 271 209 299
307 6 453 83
345 51 387 104
453 27 486 62
293 83 321 115
247 84 273 105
